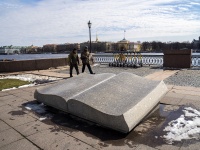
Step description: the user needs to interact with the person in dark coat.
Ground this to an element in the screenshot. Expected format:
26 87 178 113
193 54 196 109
81 46 95 74
68 48 79 77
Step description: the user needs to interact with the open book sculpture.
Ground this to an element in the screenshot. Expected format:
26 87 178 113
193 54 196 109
34 72 168 133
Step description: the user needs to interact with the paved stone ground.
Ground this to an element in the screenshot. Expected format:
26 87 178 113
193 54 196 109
0 66 200 150
164 69 200 87
56 64 163 77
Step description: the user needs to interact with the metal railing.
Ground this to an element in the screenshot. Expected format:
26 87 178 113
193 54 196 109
93 52 200 67
192 54 200 67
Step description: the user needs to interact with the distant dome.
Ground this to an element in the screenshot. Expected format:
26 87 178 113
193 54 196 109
118 38 129 43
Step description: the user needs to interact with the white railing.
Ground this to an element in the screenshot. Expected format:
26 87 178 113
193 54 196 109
93 53 200 67
192 54 200 67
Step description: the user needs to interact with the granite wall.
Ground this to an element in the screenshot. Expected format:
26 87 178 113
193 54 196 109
0 58 68 73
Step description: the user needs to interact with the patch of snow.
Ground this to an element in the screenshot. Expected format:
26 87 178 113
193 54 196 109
39 117 47 121
2 87 17 91
25 103 54 121
25 103 46 114
0 74 61 91
93 63 100 66
0 74 60 82
162 107 200 144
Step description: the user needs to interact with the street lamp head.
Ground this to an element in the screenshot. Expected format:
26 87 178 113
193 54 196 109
88 20 92 28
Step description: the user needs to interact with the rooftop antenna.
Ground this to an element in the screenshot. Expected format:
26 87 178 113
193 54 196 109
96 32 99 42
124 30 126 40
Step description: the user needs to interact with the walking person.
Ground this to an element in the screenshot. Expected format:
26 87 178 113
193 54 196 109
81 46 95 74
68 48 79 77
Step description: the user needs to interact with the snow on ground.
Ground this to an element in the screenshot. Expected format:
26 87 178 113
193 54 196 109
162 107 200 144
0 74 60 82
25 103 54 121
93 63 100 67
0 74 61 91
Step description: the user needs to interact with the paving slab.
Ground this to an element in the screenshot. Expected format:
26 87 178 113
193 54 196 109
164 92 185 99
0 105 36 127
15 120 53 137
180 140 200 150
10 90 35 101
35 72 168 133
0 128 23 148
0 120 11 132
2 96 28 108
70 131 104 149
30 70 70 78
0 95 18 103
22 86 39 93
51 136 96 150
182 95 200 101
178 99 200 109
6 88 25 94
160 96 182 105
170 89 200 96
27 129 95 150
4 112 37 128
145 70 178 81
0 102 6 107
155 144 181 150
0 139 40 150
173 85 200 92
71 129 140 150
7 99 28 109
0 105 13 114
135 144 157 150
0 92 10 97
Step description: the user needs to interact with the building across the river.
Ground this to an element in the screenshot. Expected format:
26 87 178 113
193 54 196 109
192 36 200 52
80 33 141 53
116 38 141 52
0 46 27 54
0 32 142 54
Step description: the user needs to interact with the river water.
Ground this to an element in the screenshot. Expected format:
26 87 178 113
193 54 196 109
0 53 199 61
0 54 69 60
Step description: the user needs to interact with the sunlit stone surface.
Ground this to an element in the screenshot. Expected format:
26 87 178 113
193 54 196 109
34 72 168 133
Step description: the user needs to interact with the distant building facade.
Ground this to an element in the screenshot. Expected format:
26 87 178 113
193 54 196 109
79 34 141 53
0 46 26 54
80 41 114 53
192 36 200 52
42 43 80 53
42 44 57 53
116 38 141 52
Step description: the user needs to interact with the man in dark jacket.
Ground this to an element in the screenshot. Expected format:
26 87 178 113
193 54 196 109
68 48 79 77
81 46 95 74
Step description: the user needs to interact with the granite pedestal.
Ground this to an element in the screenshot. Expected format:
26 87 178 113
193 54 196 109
34 72 168 133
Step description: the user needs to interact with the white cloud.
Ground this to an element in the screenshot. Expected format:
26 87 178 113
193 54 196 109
0 0 200 46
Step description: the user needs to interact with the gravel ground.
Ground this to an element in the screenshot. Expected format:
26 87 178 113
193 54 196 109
59 65 200 87
59 64 162 77
164 69 200 87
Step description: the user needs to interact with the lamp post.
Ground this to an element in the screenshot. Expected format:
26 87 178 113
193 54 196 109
88 20 92 53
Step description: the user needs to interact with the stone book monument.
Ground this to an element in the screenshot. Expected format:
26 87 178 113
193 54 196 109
34 72 168 133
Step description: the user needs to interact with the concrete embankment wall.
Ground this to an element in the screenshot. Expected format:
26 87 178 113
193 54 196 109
0 58 68 73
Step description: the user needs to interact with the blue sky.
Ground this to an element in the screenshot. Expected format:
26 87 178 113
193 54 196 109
0 0 200 46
